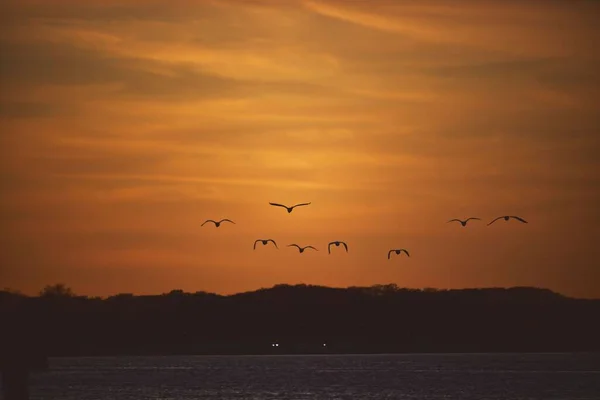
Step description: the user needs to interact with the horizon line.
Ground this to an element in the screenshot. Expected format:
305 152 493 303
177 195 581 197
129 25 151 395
4 283 598 301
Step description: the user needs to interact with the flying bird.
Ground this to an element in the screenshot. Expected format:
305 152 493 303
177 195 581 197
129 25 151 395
254 239 278 250
201 219 235 227
328 241 348 254
487 216 528 226
388 249 410 259
448 217 481 227
269 202 311 213
287 244 318 253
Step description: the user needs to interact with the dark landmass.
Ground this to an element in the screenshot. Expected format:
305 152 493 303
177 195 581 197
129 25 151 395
1 283 599 357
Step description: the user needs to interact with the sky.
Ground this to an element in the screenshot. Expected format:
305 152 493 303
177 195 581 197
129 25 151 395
1 0 599 298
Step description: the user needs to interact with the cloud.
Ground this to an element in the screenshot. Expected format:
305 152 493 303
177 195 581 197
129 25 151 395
0 34 347 107
422 57 558 80
45 172 360 192
31 152 169 176
46 229 201 252
0 0 201 24
302 0 599 56
418 56 600 104
1 0 600 298
0 40 250 101
0 101 63 118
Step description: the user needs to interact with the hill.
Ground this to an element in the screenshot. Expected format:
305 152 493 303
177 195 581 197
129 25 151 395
1 284 599 356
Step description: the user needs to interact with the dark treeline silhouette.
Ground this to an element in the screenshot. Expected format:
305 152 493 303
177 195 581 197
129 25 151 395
1 283 599 357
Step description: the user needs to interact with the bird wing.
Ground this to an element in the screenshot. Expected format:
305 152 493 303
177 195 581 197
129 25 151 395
201 219 216 226
268 239 278 248
305 246 318 251
269 202 287 208
327 242 333 254
447 219 462 223
466 217 481 221
219 219 235 224
342 242 348 252
287 244 300 249
401 249 410 257
487 216 503 226
291 202 311 208
388 250 394 259
510 216 528 223
253 240 260 250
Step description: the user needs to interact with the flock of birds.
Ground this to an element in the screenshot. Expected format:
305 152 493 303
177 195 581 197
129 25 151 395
201 202 528 260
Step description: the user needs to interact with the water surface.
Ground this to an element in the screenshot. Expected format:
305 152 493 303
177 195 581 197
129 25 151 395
22 353 600 399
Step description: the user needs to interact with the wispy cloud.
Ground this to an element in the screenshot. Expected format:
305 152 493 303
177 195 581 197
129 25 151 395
1 0 599 297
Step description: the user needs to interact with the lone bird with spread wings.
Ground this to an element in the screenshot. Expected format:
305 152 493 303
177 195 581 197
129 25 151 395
287 244 318 253
487 216 528 226
201 219 235 228
328 241 348 254
448 217 481 227
388 249 410 259
269 202 311 213
254 239 278 250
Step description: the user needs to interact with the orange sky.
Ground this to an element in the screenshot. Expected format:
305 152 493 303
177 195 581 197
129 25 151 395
1 0 599 298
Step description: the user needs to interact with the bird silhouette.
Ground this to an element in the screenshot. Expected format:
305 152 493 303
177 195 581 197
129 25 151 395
287 244 318 253
448 217 481 227
201 219 235 227
388 249 410 259
269 202 311 213
328 241 348 254
487 216 528 226
253 239 278 250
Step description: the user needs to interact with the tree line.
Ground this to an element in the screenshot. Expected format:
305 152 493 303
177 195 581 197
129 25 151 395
2 283 599 356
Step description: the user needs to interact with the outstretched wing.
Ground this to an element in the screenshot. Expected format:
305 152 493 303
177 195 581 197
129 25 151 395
388 249 394 259
466 217 481 222
328 242 333 254
287 244 300 249
269 202 288 208
401 249 410 257
487 216 503 226
253 240 260 250
201 219 216 227
267 239 278 248
220 219 235 224
510 216 528 223
342 241 348 252
305 245 318 251
291 202 311 208
447 219 462 224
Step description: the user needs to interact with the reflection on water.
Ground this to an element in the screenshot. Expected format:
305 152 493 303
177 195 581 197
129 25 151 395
23 353 600 400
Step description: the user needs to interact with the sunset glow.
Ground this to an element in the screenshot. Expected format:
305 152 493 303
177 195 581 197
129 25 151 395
1 0 598 297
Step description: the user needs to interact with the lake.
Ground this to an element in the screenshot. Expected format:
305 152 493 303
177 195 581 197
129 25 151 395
20 353 600 399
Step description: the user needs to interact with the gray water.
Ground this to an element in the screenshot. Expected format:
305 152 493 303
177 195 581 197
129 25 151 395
18 353 600 399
